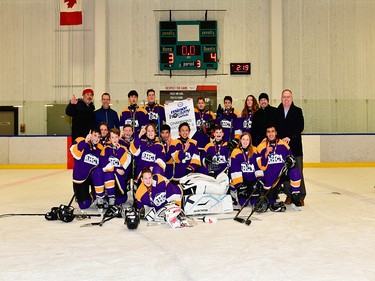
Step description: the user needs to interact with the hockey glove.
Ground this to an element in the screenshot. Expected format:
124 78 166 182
237 184 250 198
228 139 239 151
285 155 297 170
204 155 213 165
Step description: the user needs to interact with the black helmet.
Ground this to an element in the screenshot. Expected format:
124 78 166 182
124 207 140 230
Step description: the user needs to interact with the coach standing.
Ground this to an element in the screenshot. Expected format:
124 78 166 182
275 89 306 206
66 88 96 141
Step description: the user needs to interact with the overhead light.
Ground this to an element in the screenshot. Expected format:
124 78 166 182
13 105 23 108
44 104 54 107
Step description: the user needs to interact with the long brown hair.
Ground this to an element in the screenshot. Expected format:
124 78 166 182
241 95 259 117
237 132 254 158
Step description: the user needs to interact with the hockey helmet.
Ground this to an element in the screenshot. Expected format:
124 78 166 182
57 204 75 223
124 207 140 230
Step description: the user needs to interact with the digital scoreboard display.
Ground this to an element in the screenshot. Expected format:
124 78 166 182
159 21 218 70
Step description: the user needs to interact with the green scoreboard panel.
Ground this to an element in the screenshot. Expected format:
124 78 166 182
159 21 218 70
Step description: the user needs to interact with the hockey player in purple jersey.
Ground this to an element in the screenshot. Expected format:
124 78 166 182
170 122 203 181
160 124 178 181
201 125 230 177
216 96 242 149
119 90 142 134
69 129 104 210
129 123 166 180
230 132 263 206
119 124 134 149
239 94 259 135
98 122 110 145
138 89 166 134
135 167 182 213
256 124 302 210
192 97 216 151
99 128 132 208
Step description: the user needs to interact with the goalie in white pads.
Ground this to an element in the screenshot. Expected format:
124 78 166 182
179 171 233 215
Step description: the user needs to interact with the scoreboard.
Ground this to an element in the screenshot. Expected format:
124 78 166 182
159 21 218 70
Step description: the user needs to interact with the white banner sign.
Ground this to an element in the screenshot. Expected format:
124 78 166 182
165 99 196 139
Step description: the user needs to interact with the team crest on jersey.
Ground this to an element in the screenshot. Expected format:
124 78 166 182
243 119 252 129
268 154 284 165
83 154 99 166
196 119 206 127
142 150 156 162
220 119 232 128
153 192 166 206
213 155 227 164
148 112 159 121
108 156 121 167
182 152 192 164
241 162 255 173
125 119 139 127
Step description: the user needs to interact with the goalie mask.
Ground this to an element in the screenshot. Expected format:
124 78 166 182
124 207 140 230
57 204 75 223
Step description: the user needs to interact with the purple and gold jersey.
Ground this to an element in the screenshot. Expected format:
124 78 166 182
201 140 230 175
215 108 241 142
70 137 103 183
119 106 142 133
138 103 166 130
170 138 201 180
239 112 253 135
192 108 215 150
135 174 182 211
129 135 166 178
230 146 260 188
256 139 301 190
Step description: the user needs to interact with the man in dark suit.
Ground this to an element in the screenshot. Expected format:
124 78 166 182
275 89 306 206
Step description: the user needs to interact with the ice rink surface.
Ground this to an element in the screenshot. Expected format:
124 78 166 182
0 168 374 281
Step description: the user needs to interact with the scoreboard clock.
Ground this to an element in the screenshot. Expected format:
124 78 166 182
159 21 218 70
230 63 251 75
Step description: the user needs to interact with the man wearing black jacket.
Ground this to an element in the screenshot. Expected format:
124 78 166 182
251 93 277 146
275 89 306 205
66 88 96 141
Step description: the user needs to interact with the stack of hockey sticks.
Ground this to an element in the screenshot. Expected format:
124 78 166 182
234 162 289 226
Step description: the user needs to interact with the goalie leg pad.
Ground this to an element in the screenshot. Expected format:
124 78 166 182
183 194 233 215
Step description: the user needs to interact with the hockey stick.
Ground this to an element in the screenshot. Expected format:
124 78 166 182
0 212 101 219
80 215 116 227
243 165 288 226
233 181 261 223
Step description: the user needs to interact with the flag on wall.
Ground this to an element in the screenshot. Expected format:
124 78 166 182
60 0 83 25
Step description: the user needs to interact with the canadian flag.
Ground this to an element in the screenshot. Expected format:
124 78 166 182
60 0 83 25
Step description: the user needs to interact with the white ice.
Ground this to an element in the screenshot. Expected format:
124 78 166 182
0 168 374 281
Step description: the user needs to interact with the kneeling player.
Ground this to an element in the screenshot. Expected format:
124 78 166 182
135 167 182 220
230 132 263 206
70 129 104 209
257 124 302 211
